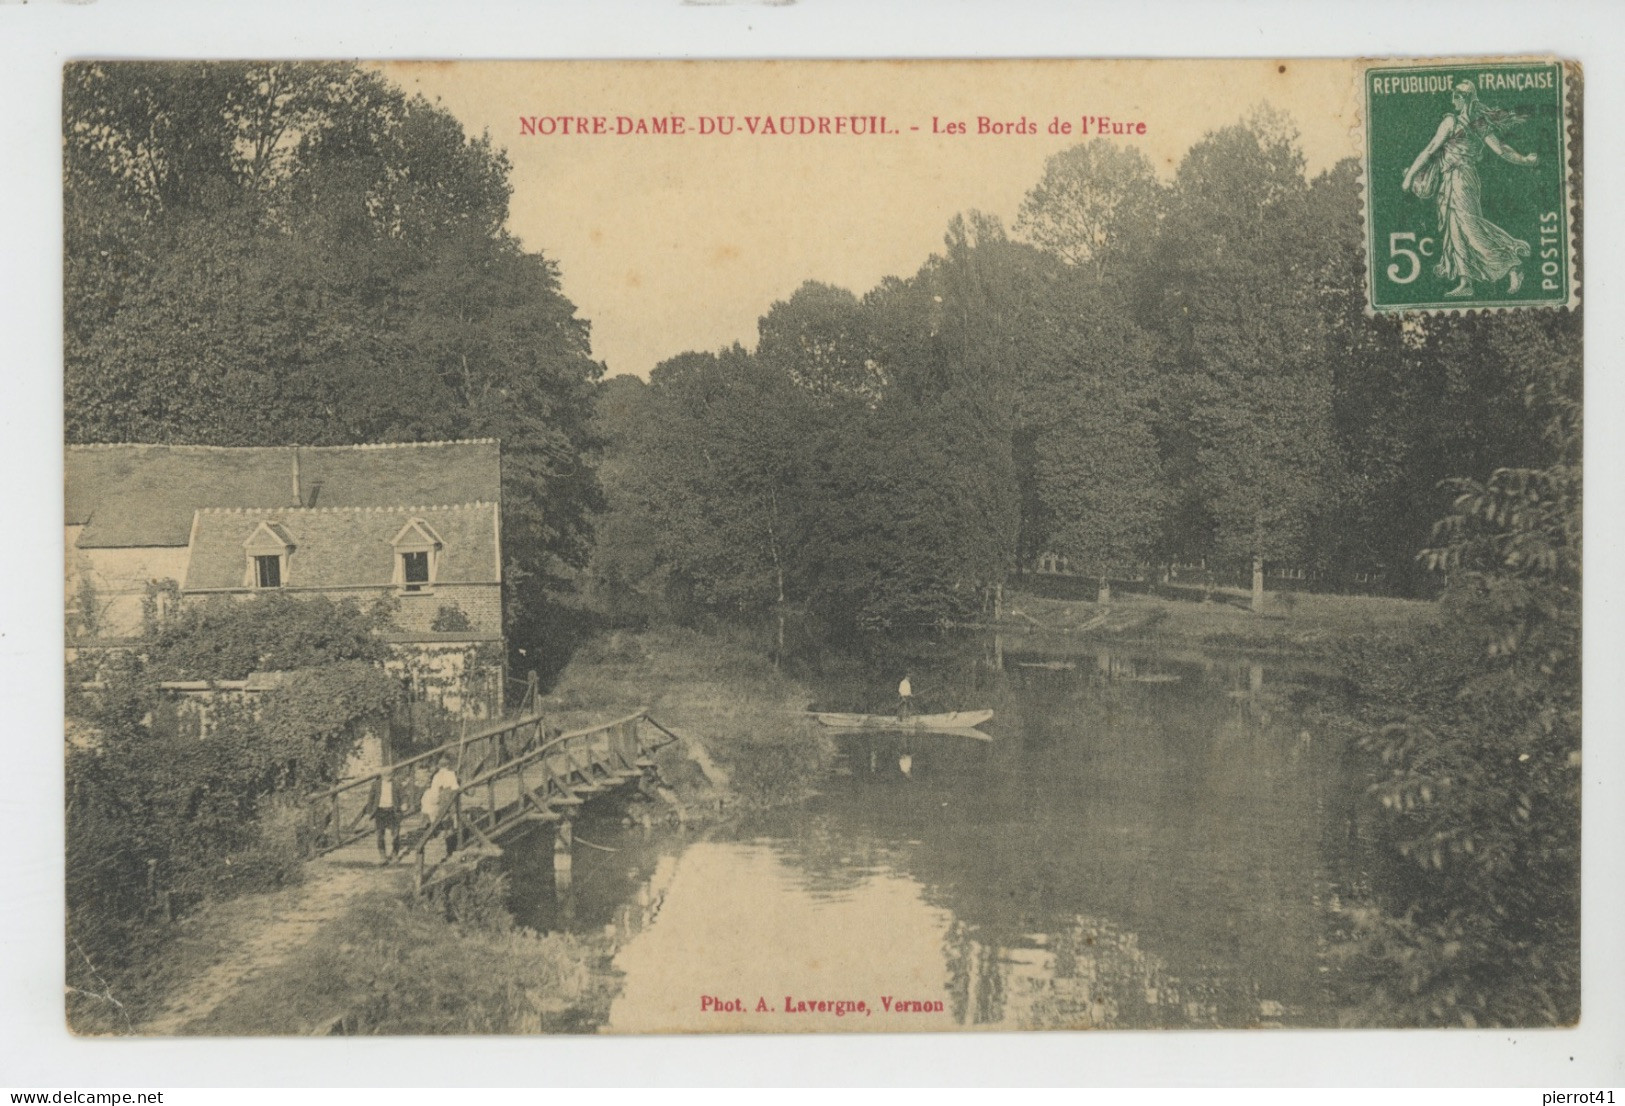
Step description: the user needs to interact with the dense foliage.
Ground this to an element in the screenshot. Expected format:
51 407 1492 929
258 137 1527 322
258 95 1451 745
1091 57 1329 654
597 218 1026 632
66 594 404 1027
141 591 393 681
592 114 1578 629
63 62 604 665
1328 368 1580 1027
583 109 1583 1027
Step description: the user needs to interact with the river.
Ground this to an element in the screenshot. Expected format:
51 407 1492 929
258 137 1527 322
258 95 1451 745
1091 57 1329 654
502 637 1366 1032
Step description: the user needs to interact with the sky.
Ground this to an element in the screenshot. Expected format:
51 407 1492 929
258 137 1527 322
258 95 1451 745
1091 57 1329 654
378 59 1366 379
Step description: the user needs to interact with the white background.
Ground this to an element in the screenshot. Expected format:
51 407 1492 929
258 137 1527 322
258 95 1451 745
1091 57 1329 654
1 0 1621 1089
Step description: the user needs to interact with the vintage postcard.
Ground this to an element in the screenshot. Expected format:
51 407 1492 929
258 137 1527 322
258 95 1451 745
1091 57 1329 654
62 58 1581 1037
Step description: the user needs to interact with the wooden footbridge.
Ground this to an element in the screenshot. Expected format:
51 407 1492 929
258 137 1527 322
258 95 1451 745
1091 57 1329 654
307 709 680 894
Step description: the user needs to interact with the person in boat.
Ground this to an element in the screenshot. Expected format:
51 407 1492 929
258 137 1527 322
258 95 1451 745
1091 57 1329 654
897 673 914 721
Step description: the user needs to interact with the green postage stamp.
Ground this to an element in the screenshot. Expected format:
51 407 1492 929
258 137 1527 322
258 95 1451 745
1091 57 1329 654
1364 59 1576 313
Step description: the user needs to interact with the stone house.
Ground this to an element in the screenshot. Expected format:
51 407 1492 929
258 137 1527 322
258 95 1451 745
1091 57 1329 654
65 439 508 719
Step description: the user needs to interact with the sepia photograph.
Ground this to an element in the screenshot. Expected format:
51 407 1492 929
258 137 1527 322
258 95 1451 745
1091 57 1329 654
57 55 1584 1043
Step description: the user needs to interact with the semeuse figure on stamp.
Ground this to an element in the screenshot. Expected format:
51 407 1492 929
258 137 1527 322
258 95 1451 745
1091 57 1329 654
1402 80 1539 297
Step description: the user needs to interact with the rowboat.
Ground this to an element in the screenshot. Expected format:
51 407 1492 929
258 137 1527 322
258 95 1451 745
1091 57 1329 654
813 710 994 731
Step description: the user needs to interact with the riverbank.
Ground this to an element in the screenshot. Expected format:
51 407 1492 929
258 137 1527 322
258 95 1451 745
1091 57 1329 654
997 586 1433 657
180 874 615 1035
75 850 391 1034
81 624 816 1035
97 861 612 1036
543 624 832 810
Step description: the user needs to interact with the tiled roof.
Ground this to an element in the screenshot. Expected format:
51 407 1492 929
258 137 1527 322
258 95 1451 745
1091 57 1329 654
182 503 501 591
297 441 500 511
66 441 500 548
66 445 295 545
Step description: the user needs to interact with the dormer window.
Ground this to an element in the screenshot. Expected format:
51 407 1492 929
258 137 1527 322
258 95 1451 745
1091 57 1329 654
391 518 444 595
243 521 295 590
254 555 283 589
401 551 430 591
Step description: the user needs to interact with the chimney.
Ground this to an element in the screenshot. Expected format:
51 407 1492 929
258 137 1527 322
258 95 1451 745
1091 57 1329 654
292 448 323 507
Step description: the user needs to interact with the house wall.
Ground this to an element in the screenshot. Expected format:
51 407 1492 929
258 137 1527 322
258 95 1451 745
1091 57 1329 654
67 536 190 638
386 641 505 722
389 584 503 635
178 582 503 636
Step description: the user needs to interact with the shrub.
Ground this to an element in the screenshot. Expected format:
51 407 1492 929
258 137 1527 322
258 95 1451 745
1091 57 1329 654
438 870 517 936
431 604 475 633
144 592 393 681
65 613 403 1019
1330 388 1579 1027
213 796 316 896
257 662 404 783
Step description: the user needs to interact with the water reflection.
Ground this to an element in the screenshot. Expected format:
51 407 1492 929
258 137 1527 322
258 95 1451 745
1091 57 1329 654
507 641 1355 1031
603 841 958 1034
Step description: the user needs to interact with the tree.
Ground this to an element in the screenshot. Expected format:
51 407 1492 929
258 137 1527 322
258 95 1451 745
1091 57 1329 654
623 347 818 618
867 214 1030 594
1309 151 1580 596
600 218 1041 635
63 62 604 664
1187 369 1336 609
1308 157 1423 586
583 375 665 620
394 233 606 651
796 411 1008 631
1142 109 1341 610
1029 319 1168 602
756 281 882 405
1016 139 1165 283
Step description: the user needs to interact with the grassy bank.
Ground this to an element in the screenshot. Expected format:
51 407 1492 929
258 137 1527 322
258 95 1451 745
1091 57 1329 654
544 624 831 810
69 889 263 1034
999 585 1433 657
186 874 614 1035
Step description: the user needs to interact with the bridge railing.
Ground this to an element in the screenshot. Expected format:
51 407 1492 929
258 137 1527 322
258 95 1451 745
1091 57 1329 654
411 709 677 893
305 711 552 856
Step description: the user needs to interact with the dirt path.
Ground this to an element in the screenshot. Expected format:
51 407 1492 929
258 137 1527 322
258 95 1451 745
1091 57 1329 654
135 845 407 1036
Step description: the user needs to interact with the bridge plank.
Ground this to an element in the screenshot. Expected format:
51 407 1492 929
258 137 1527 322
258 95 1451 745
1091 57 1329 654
380 710 664 892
